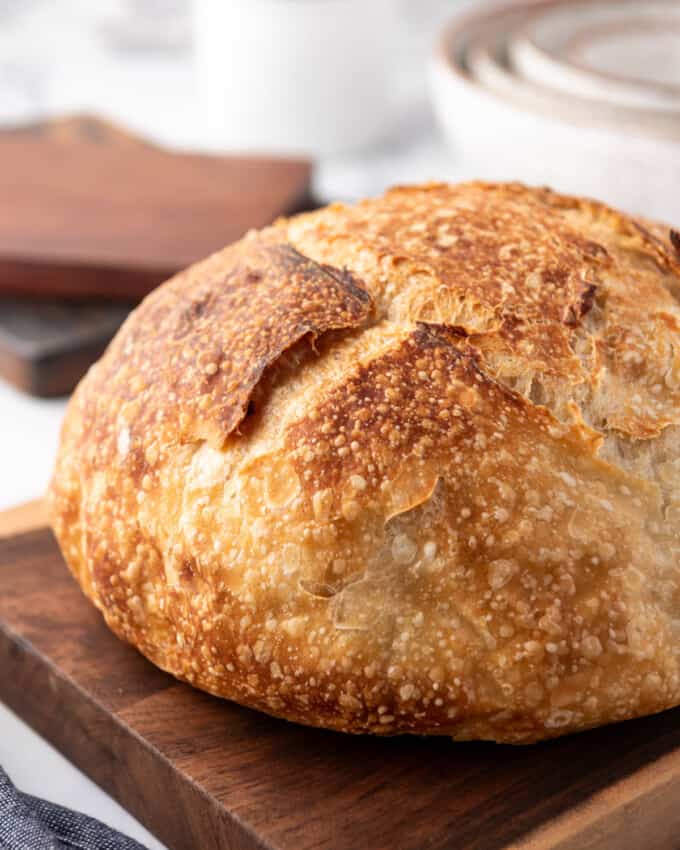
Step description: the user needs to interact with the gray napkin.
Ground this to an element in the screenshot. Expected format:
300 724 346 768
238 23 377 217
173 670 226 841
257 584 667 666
0 767 147 850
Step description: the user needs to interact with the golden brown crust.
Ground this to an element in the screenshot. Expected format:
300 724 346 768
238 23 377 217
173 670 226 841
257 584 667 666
50 182 680 742
76 233 372 458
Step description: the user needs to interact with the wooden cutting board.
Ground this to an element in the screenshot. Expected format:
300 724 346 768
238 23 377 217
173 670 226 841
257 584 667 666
0 297 133 397
0 116 312 397
0 115 312 300
2 502 680 850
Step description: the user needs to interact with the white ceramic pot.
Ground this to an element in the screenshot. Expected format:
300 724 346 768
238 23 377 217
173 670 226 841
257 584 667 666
193 0 402 156
428 2 680 224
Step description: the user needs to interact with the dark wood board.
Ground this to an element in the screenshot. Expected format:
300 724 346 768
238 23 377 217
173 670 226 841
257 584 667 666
0 115 312 397
0 116 312 300
0 297 133 397
2 523 680 850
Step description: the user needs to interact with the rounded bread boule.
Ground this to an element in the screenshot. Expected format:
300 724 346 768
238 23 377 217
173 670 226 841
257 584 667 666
50 182 680 742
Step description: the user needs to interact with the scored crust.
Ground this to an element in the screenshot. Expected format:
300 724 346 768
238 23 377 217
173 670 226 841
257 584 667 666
50 182 680 743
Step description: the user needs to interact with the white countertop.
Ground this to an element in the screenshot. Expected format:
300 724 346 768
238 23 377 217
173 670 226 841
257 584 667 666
0 381 66 512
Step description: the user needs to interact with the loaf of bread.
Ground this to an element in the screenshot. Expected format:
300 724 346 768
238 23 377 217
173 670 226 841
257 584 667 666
50 183 680 743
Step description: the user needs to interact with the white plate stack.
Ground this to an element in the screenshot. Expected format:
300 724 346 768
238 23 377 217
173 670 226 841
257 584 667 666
429 0 680 221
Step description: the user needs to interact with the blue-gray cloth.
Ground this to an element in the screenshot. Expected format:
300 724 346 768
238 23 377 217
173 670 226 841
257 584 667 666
0 767 147 850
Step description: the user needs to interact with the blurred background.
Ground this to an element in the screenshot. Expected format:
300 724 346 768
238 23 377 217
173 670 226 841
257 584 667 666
0 0 459 196
0 0 679 845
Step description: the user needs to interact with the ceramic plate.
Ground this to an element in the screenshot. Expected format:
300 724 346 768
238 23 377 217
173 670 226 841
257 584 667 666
510 0 680 112
461 1 680 139
428 0 680 223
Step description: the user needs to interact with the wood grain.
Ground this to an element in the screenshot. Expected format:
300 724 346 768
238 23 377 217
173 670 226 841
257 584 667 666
2 525 680 850
0 116 312 300
0 115 312 397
